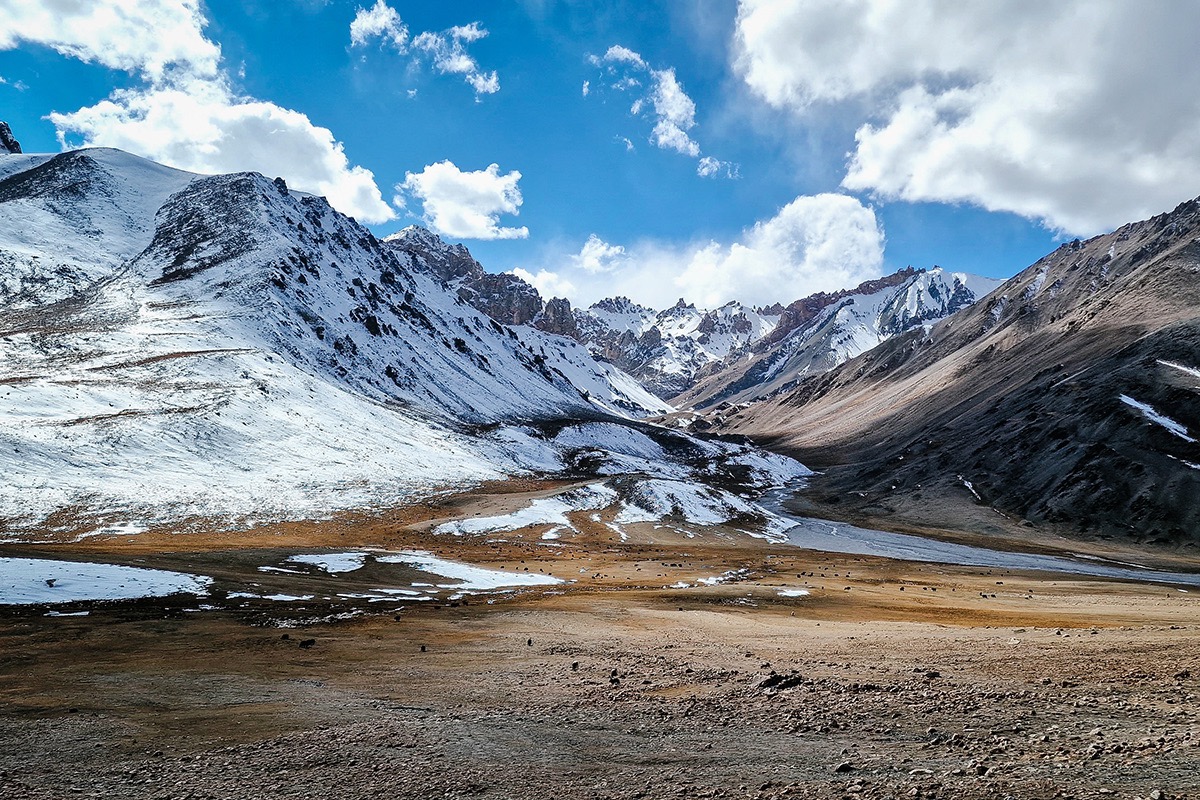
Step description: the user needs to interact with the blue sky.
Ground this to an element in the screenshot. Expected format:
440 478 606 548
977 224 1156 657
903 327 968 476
3 1 1198 309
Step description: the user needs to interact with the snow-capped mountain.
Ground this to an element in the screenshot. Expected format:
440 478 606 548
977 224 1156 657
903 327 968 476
675 267 1001 410
574 297 782 398
0 147 679 530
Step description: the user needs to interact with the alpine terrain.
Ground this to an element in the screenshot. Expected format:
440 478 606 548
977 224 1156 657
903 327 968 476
0 146 807 537
724 198 1200 546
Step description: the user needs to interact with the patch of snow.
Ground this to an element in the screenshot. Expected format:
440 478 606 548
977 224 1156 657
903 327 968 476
1168 455 1200 471
1158 360 1200 381
958 475 982 501
697 569 753 586
286 552 369 574
376 550 562 589
433 483 616 535
777 589 811 597
614 479 790 541
1119 395 1196 442
0 557 211 605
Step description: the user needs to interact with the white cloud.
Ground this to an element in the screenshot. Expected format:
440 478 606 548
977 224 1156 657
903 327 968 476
573 234 627 273
675 194 883 307
399 161 529 240
2 0 393 223
590 45 734 175
531 195 883 309
593 45 646 69
511 267 576 299
648 68 699 157
697 156 737 179
581 80 589 97
51 80 394 223
349 4 499 99
0 0 220 81
350 0 408 49
735 0 1200 234
412 23 500 98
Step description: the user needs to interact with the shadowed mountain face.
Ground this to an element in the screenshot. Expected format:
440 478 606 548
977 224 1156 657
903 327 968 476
725 198 1200 547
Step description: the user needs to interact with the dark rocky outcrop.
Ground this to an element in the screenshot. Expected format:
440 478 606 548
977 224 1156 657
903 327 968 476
0 122 21 154
383 226 582 336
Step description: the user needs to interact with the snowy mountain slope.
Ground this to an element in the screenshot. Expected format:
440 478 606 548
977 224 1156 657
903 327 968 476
0 147 765 539
675 267 1001 410
0 148 685 532
0 149 196 308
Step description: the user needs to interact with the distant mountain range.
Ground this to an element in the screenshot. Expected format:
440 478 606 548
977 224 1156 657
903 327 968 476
387 223 1000 405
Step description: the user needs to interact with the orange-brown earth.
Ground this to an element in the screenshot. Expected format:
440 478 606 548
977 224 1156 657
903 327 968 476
1 482 1198 799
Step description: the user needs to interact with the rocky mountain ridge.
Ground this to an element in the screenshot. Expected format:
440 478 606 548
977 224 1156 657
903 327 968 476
384 226 998 405
724 196 1200 545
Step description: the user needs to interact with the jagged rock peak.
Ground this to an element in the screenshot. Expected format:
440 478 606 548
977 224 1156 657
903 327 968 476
590 296 651 315
382 225 482 285
0 122 22 154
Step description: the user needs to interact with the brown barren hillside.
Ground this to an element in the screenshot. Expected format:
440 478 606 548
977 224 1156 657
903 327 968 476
724 198 1200 547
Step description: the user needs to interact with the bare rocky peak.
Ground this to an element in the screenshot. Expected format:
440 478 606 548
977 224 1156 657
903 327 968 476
383 225 484 285
0 122 20 154
382 225 578 334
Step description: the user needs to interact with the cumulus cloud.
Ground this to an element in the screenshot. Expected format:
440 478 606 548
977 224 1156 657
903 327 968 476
399 161 529 240
351 4 499 99
697 156 737 179
51 80 394 223
675 194 883 307
350 0 408 49
589 45 734 175
2 0 393 223
511 267 576 300
526 194 883 309
573 234 627 273
735 0 1200 234
648 67 699 157
0 0 220 81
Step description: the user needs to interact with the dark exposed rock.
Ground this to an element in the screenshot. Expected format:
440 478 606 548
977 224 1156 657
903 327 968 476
538 297 578 338
382 226 580 335
0 122 21 154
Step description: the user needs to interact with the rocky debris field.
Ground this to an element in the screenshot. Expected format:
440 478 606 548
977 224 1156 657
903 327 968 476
0 582 1197 800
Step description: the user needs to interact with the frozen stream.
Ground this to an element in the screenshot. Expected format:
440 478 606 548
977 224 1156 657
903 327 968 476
762 489 1200 588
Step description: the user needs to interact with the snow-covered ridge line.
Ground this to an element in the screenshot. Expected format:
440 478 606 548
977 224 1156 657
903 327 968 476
0 147 709 531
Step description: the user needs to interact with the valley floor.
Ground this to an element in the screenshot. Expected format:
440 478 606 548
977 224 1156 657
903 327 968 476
1 484 1198 800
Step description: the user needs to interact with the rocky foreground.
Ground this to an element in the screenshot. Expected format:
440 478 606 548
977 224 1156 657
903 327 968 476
1 520 1196 800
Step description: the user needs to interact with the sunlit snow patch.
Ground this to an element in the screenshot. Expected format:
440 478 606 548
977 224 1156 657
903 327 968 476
433 484 617 536
777 589 811 598
286 552 368 573
376 551 562 590
0 557 211 605
615 479 790 541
